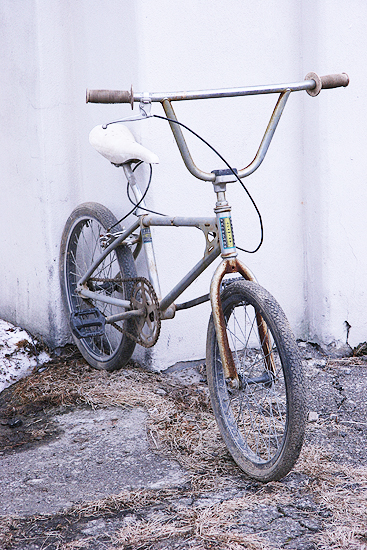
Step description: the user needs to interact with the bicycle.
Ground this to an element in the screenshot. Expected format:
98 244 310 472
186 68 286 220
60 72 348 482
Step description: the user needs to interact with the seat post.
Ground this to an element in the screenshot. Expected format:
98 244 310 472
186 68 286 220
122 163 147 216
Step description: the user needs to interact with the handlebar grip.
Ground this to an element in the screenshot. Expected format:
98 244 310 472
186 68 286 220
86 86 134 108
305 72 349 96
321 73 349 90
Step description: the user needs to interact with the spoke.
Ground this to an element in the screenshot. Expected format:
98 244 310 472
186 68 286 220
217 299 288 462
67 217 124 360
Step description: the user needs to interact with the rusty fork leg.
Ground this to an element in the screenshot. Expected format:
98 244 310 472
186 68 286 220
210 257 275 388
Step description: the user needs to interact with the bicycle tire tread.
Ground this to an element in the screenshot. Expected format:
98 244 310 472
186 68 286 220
206 279 307 482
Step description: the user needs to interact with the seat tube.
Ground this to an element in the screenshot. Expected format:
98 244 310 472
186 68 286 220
123 164 162 300
139 218 162 300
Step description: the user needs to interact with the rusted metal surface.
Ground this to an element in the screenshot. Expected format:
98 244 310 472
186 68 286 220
210 257 276 385
234 258 276 374
210 260 239 386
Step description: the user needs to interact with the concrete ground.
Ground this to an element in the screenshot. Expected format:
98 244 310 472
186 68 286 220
0 345 366 549
1 407 185 517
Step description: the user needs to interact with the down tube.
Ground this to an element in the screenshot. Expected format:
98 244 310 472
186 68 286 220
159 244 221 313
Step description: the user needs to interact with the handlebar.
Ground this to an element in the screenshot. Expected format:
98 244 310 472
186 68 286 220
86 72 349 104
86 72 348 182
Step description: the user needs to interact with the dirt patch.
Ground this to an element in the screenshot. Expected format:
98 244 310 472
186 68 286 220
0 344 367 549
0 355 81 455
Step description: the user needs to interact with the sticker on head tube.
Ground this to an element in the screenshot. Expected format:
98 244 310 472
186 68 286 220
219 217 235 249
141 227 152 243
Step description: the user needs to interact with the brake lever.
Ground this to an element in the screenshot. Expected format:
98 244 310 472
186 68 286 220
102 94 152 129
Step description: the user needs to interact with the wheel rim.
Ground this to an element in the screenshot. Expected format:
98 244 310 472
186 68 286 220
215 298 288 466
64 216 127 362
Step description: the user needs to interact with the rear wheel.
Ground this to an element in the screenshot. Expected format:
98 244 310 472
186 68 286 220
206 279 307 482
60 202 137 371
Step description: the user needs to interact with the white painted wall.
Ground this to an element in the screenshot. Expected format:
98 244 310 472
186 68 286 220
300 0 367 350
0 0 141 344
0 1 363 369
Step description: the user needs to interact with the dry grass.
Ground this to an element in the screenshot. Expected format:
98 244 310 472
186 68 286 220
0 518 15 549
71 489 275 550
111 505 270 550
2 354 367 549
292 445 367 550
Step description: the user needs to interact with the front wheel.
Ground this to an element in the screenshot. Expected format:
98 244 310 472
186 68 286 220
206 280 307 482
59 202 137 371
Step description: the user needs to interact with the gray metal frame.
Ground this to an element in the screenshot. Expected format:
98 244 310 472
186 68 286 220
80 73 348 381
76 208 221 321
78 79 311 323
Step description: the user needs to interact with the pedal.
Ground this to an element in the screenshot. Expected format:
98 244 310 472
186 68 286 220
70 308 105 339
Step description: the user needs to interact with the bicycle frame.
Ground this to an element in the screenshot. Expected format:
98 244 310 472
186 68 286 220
82 72 348 385
76 159 261 386
77 211 221 315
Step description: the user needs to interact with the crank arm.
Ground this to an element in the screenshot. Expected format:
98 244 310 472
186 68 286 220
106 309 145 324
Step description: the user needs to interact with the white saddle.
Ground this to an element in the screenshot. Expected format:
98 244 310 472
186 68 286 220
89 124 159 165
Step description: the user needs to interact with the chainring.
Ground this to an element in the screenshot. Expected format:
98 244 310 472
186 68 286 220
83 275 160 347
130 277 161 348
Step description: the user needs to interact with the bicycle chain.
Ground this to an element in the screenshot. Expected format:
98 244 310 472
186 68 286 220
89 275 161 348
